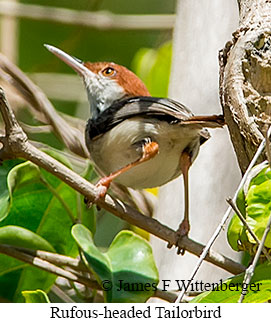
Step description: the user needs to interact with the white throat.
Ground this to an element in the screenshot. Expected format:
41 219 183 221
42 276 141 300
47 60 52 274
84 75 125 119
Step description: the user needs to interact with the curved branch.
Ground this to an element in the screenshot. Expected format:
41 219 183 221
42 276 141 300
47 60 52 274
0 53 88 158
0 87 244 275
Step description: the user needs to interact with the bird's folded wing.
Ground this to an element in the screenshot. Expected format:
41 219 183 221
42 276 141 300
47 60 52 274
87 96 224 139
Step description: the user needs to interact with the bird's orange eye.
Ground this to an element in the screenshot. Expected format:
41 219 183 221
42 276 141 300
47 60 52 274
102 67 115 77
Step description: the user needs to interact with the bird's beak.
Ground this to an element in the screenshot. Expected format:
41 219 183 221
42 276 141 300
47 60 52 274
44 44 95 78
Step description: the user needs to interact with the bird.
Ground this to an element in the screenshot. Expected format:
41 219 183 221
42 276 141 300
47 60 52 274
44 44 224 251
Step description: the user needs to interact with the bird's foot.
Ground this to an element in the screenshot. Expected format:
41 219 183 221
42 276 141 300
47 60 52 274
83 177 111 209
177 218 190 237
95 177 111 199
167 219 190 255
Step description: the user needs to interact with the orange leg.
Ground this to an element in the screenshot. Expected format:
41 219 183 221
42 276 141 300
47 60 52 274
168 151 191 254
94 141 159 200
177 151 192 237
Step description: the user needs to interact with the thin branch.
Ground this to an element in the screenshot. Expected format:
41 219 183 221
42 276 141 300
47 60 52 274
0 244 99 289
50 285 76 303
0 53 88 158
0 244 178 303
227 197 271 262
0 1 174 30
238 210 271 303
0 87 244 275
21 123 53 134
175 127 271 303
12 246 89 272
0 87 20 133
264 125 271 168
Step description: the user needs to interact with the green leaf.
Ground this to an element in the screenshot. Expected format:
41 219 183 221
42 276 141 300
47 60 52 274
22 289 50 303
0 159 24 222
227 162 271 252
72 224 159 302
0 225 54 251
246 180 271 247
227 213 245 251
0 226 56 302
132 41 172 97
0 153 95 301
191 262 271 303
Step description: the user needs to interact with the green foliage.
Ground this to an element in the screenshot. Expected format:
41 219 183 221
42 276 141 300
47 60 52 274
191 262 271 303
0 153 158 303
0 159 24 222
132 41 172 96
0 225 54 251
0 154 96 302
22 289 50 303
72 224 159 302
228 162 271 254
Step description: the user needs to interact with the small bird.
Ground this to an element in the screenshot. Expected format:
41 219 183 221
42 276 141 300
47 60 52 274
45 44 224 247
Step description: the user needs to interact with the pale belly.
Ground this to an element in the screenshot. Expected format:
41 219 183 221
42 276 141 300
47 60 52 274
87 117 201 189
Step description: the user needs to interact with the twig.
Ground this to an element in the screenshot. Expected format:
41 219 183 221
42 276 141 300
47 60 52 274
0 244 178 303
264 125 271 168
0 1 175 30
175 126 271 303
12 246 89 272
21 123 53 134
238 210 271 303
51 285 76 303
0 53 88 158
0 87 244 275
227 197 271 262
0 244 99 289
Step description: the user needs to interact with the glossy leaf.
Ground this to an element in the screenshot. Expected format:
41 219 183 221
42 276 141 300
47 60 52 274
191 262 271 303
22 289 50 303
0 226 56 302
0 225 54 251
0 154 95 301
72 224 159 302
227 162 271 252
0 160 24 222
246 180 271 247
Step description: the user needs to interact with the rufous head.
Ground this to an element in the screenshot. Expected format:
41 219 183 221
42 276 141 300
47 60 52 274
44 44 150 118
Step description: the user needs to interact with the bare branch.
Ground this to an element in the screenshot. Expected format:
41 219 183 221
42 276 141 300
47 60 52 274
0 1 174 30
0 244 178 303
0 87 244 275
12 246 89 272
0 244 99 289
0 53 88 158
0 87 20 133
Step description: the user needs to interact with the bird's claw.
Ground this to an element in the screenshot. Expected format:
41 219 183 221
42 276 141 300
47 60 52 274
177 219 190 237
167 219 190 255
83 179 110 209
95 183 108 200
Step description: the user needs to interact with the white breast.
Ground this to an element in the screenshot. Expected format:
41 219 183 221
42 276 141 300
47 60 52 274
88 117 200 189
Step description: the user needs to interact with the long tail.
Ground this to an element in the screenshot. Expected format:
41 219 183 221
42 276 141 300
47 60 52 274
183 114 225 128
